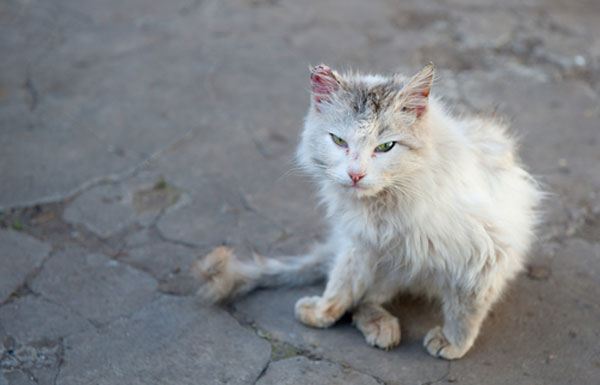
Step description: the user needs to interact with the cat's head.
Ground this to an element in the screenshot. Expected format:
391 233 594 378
297 64 435 198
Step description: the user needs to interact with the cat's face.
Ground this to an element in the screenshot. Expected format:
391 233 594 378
298 64 434 198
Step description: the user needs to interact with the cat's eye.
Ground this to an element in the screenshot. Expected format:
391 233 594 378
330 133 348 148
375 141 396 153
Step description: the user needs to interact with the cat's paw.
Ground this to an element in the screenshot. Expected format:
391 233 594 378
192 246 239 303
423 326 469 360
294 296 338 328
354 312 401 350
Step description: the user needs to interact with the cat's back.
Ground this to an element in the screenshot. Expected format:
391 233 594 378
440 110 542 259
457 114 518 172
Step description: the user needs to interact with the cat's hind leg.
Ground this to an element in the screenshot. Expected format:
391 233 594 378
353 303 401 350
193 244 332 303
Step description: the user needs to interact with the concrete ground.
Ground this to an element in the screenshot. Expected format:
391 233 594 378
1 0 599 384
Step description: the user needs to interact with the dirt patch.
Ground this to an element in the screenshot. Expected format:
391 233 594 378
132 177 181 214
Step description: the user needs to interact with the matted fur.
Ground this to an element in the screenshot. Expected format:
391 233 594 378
194 64 542 360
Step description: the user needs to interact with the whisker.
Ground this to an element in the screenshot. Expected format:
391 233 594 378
275 163 329 183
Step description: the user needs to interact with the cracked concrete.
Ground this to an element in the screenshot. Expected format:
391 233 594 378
0 297 92 343
0 336 63 385
234 287 449 385
59 295 271 385
0 230 51 304
255 356 382 385
30 248 159 325
1 0 599 383
62 173 183 238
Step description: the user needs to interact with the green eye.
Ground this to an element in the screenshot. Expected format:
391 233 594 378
375 141 395 153
330 133 347 148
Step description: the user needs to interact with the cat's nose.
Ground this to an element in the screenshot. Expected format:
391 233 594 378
348 171 366 184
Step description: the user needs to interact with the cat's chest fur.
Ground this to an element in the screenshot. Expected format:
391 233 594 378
342 193 409 248
328 188 438 256
324 183 492 283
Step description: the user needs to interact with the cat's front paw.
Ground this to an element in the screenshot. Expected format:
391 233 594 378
354 312 401 350
423 326 469 360
294 296 338 328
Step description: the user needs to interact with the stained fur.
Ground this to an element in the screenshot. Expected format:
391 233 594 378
194 64 542 360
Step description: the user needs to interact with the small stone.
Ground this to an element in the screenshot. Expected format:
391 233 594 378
545 354 556 364
448 376 457 383
527 265 551 280
574 55 586 67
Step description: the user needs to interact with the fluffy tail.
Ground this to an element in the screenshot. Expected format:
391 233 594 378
192 244 332 303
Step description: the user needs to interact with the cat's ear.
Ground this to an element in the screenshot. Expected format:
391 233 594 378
396 63 434 119
310 65 342 108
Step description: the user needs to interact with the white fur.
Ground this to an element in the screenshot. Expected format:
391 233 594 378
195 64 542 360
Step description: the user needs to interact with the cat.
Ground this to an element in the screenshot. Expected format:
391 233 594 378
193 63 542 360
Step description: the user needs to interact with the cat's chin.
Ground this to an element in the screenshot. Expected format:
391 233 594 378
340 183 380 198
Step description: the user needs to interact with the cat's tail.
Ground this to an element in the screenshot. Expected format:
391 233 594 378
192 243 332 303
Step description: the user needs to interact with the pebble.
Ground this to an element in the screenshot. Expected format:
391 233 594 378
574 55 586 67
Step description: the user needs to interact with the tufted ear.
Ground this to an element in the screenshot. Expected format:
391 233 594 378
397 63 434 119
310 65 341 107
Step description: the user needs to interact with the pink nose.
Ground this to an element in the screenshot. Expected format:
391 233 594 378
348 171 366 184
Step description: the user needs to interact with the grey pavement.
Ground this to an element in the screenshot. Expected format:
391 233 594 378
1 0 599 384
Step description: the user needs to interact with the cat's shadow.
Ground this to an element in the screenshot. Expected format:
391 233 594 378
386 294 443 344
235 284 442 350
328 293 442 348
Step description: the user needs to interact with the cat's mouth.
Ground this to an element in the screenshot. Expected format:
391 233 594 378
342 182 376 196
341 182 365 190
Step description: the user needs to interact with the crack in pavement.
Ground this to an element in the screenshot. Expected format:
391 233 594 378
23 73 38 112
421 361 452 385
0 126 196 213
252 360 271 385
224 304 393 385
52 348 64 385
0 336 64 385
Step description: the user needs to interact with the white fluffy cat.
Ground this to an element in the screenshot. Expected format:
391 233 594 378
194 63 542 360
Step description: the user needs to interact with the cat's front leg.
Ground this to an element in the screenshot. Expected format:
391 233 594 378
295 246 369 328
424 286 499 360
353 302 401 350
